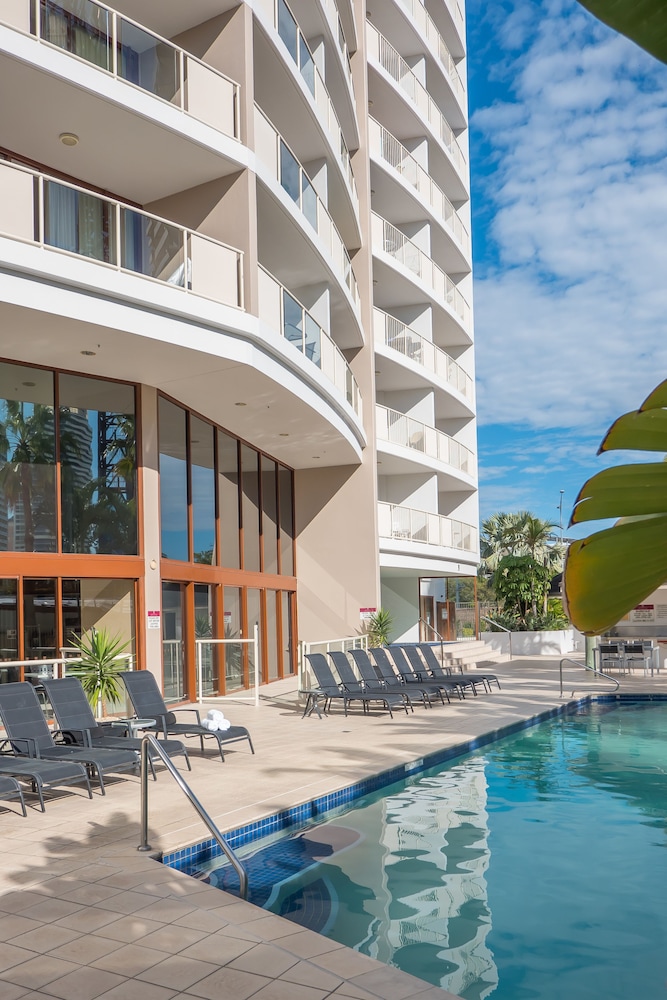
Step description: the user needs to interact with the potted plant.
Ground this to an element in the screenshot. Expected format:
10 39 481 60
66 627 132 717
365 608 394 647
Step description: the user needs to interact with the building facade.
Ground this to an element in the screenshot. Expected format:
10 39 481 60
0 0 477 699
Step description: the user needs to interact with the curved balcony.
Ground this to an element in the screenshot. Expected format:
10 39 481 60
320 0 355 97
256 0 358 213
378 502 478 553
366 21 466 180
255 108 360 315
395 0 465 107
372 213 469 328
3 0 240 139
369 118 469 259
374 309 473 404
376 405 474 477
259 267 362 418
0 158 244 308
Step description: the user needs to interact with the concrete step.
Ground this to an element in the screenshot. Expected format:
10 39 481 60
440 641 510 670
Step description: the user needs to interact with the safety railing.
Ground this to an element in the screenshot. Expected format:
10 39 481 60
479 616 513 660
376 404 474 474
255 108 360 310
320 0 355 97
3 0 240 139
298 634 368 691
374 309 473 399
366 21 466 176
0 158 245 309
137 732 248 899
559 657 619 699
259 267 362 416
372 213 469 325
368 118 469 253
195 625 260 707
378 502 478 552
395 0 465 102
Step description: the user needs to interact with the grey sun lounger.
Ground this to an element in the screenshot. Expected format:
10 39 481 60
0 682 139 795
305 653 385 716
41 677 191 775
397 645 473 698
417 643 501 693
0 774 26 816
0 757 92 811
371 646 450 706
328 651 412 717
119 671 254 762
348 647 428 710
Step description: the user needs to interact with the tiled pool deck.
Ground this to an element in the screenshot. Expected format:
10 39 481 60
1 655 665 1000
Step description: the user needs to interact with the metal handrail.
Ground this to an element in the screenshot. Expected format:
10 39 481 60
418 617 446 663
137 733 248 899
479 616 513 660
559 656 619 699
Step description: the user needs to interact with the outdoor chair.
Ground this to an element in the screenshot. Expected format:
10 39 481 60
305 654 387 716
597 642 625 673
370 647 448 706
387 645 468 701
417 644 500 693
0 774 26 817
41 677 191 775
119 671 254 762
620 642 652 674
328 651 412 717
397 644 473 698
348 647 421 709
0 682 139 795
0 757 92 811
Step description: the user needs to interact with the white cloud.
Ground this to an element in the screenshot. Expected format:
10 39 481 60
470 0 667 432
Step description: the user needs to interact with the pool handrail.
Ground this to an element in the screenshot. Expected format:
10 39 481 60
137 732 248 899
559 656 619 699
479 616 513 660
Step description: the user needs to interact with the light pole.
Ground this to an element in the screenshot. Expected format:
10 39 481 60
558 490 565 546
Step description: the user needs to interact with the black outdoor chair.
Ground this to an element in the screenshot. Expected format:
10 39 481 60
370 647 448 707
0 756 92 811
0 774 26 816
119 671 254 762
399 645 476 698
328 651 412 717
304 653 384 716
348 647 422 709
418 643 500 692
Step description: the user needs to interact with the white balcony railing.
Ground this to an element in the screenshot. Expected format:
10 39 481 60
255 108 360 309
374 309 473 400
2 0 240 139
372 214 469 326
320 0 355 98
376 405 474 475
378 502 478 552
0 158 244 309
366 21 466 176
395 0 465 103
369 118 469 254
259 267 362 417
257 0 358 209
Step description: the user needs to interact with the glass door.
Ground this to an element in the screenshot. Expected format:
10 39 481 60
162 581 185 702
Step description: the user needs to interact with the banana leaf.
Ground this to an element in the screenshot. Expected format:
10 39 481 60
577 0 667 65
571 463 667 522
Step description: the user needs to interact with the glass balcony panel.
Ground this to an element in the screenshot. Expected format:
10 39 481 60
299 34 315 95
118 18 179 104
304 315 321 367
277 0 298 62
282 291 304 350
279 140 300 205
40 0 111 70
44 181 116 263
120 209 184 283
301 175 318 230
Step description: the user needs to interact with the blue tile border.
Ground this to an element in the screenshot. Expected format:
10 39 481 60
161 693 667 872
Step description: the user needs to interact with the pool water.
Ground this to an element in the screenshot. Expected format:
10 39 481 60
192 701 667 1000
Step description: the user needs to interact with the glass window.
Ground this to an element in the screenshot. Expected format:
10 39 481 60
194 583 217 697
117 19 179 102
162 581 185 702
301 174 318 229
0 579 18 682
44 182 116 264
121 209 184 284
191 417 215 565
223 586 243 690
266 590 279 681
23 578 56 663
241 445 260 572
246 588 263 683
0 362 56 552
299 34 315 95
305 314 321 366
159 399 188 561
61 578 135 652
277 0 298 62
59 374 137 555
279 465 294 576
279 140 300 205
281 590 295 675
283 291 304 350
261 456 278 575
40 0 112 70
218 431 240 569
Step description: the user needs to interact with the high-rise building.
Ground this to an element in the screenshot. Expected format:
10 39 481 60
0 0 477 698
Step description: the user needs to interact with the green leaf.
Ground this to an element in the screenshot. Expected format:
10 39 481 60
577 0 667 65
639 378 667 410
599 408 667 453
571 463 667 522
563 514 667 634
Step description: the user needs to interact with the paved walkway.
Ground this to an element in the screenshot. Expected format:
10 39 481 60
0 656 664 999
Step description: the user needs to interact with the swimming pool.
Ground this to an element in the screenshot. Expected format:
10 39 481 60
172 699 667 1000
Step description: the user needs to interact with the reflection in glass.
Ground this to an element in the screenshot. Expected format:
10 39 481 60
280 141 300 205
246 588 263 683
194 584 216 696
121 209 184 283
118 18 179 102
191 418 215 565
159 399 188 561
301 174 318 229
223 587 243 690
299 34 315 95
283 291 303 349
40 0 112 71
266 590 278 681
61 578 135 653
0 362 56 552
162 581 185 702
24 578 56 662
277 0 297 62
44 181 116 263
305 314 321 366
218 431 240 569
279 466 294 576
60 375 137 554
261 457 278 575
241 445 260 572
281 590 295 675
0 580 19 681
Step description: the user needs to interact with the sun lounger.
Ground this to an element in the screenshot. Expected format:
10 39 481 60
119 671 254 762
349 647 426 709
398 645 473 698
41 677 191 775
0 757 92 811
328 651 412 717
370 647 448 706
0 774 26 816
0 682 139 795
418 643 501 692
305 653 385 716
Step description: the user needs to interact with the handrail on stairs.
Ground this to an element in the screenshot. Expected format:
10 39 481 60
479 616 513 660
137 732 248 900
559 656 619 699
418 618 446 663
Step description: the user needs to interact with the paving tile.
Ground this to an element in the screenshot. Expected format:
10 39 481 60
183 966 271 1000
133 899 198 923
227 943 298 978
96 984 177 1000
10 925 79 954
57 907 120 933
96 890 164 916
2 955 80 990
52 935 124 965
136 955 219 992
274 929 347 959
18 898 83 924
0 945 39 975
0 915 43 939
246 982 329 1000
174 909 230 934
90 943 167 977
279 959 344 991
350 967 444 1000
60 883 124 906
234 912 305 940
36 966 126 1000
0 891 52 914
90 914 166 944
0 983 31 1000
331 985 386 1000
137 925 210 955
314 949 382 980
178 934 255 965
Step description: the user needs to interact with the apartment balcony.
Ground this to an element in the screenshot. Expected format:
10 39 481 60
255 107 362 348
0 0 245 204
372 213 470 340
376 405 475 488
378 501 478 557
259 266 362 418
374 309 474 415
369 117 469 270
366 21 467 197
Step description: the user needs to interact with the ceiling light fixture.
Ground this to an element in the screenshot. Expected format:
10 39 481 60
22 381 36 387
80 349 96 356
59 132 79 146
235 402 247 407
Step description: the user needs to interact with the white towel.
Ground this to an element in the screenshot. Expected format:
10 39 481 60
202 710 232 731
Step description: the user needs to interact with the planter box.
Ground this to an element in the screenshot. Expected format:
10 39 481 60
483 629 580 656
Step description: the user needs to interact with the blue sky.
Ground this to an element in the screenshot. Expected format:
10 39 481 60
465 0 667 537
